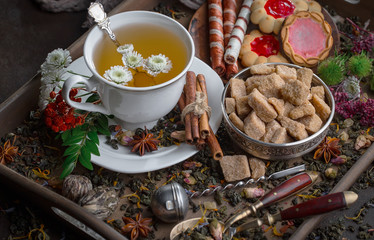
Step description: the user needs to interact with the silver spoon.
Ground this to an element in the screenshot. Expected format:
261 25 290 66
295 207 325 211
88 2 121 47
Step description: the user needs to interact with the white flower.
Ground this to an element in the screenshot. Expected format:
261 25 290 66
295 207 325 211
41 68 66 86
342 76 361 99
104 65 133 85
143 54 172 77
122 51 143 69
117 44 134 55
41 48 71 74
38 84 55 110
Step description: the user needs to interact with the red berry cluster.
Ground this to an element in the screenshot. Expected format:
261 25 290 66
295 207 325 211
44 89 85 132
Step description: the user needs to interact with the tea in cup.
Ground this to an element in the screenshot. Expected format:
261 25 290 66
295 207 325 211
62 11 195 130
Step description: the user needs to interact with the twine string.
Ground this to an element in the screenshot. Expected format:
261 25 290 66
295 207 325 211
181 92 211 122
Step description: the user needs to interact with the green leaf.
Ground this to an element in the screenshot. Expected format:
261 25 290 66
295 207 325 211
86 93 100 103
62 154 78 169
72 125 82 135
97 125 111 136
60 161 76 179
62 133 85 146
86 139 100 156
63 144 80 157
60 129 72 142
97 114 109 129
87 131 99 145
78 146 93 170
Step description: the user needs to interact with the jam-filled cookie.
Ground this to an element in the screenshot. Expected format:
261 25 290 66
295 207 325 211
250 0 321 35
281 11 333 67
239 30 288 67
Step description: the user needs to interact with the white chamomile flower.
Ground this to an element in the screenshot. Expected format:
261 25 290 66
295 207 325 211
104 65 133 85
41 68 66 86
117 44 134 55
41 48 72 74
342 76 361 99
122 51 143 70
144 54 172 77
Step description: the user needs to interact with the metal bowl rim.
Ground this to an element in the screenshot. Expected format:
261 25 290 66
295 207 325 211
220 62 336 148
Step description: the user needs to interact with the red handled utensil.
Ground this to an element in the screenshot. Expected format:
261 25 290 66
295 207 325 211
228 191 358 238
223 171 319 232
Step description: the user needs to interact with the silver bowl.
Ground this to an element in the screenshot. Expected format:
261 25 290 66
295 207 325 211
221 63 335 160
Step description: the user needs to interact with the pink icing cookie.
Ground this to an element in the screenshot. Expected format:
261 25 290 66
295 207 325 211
281 11 333 67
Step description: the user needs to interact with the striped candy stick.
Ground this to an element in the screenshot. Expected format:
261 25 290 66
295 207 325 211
223 0 239 79
224 0 253 65
208 0 226 77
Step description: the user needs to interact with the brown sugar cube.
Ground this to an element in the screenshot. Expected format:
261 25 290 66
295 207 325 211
248 88 277 122
263 120 282 142
298 114 323 134
230 78 246 99
220 155 251 182
268 98 285 115
248 157 266 180
236 96 252 118
311 86 325 100
229 112 244 132
244 112 266 140
270 127 288 144
289 101 315 119
276 65 297 80
297 67 313 88
279 116 308 140
225 97 236 114
250 64 275 75
284 101 295 117
311 94 331 122
245 75 266 94
257 73 285 98
281 79 310 106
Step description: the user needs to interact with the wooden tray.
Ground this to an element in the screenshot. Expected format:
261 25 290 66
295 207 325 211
0 0 373 239
189 2 340 75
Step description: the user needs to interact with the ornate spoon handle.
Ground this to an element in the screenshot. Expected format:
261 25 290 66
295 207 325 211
188 164 306 198
88 2 121 47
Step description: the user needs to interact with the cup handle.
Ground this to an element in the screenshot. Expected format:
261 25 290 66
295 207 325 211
62 75 110 115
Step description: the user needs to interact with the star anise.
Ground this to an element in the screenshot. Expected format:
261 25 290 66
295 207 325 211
313 136 341 163
129 127 160 156
121 213 152 240
0 136 18 165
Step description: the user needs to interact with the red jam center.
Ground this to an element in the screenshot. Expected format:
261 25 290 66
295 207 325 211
250 35 280 57
288 18 327 58
264 0 295 19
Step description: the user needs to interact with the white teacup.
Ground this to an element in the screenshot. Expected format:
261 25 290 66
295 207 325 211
62 11 195 130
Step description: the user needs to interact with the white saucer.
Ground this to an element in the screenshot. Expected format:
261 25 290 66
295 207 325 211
65 57 224 173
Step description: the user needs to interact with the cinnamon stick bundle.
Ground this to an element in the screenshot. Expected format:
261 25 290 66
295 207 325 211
208 0 226 77
176 71 223 161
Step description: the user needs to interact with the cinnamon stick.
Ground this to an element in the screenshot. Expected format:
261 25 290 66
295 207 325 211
177 92 193 144
206 126 223 161
197 74 210 139
185 71 200 142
